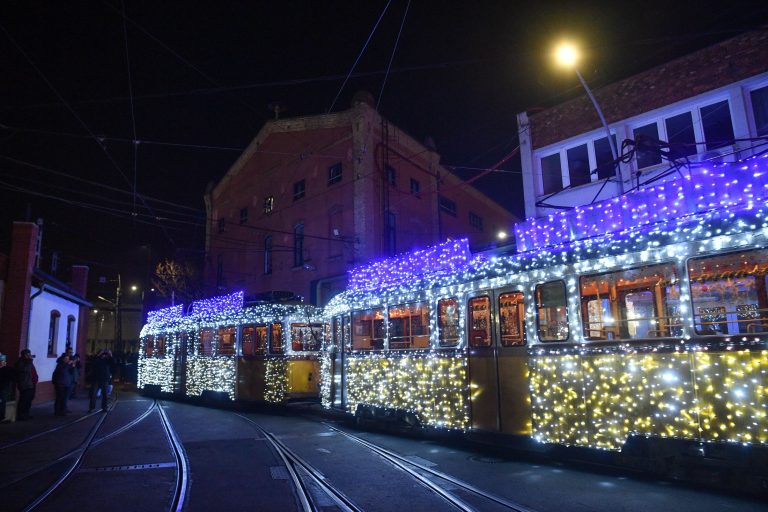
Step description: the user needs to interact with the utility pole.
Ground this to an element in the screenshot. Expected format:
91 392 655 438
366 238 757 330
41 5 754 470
116 273 123 354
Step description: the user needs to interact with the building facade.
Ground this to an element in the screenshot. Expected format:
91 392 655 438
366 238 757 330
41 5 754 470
0 221 90 406
517 30 768 219
205 95 517 305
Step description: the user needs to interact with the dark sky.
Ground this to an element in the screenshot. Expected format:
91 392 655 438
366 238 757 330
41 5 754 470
1 0 767 291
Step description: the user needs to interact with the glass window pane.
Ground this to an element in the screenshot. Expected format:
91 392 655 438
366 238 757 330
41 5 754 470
270 323 283 354
567 144 590 187
290 323 322 352
540 153 562 194
438 298 460 347
388 302 430 350
218 326 236 355
580 263 680 340
468 296 492 347
199 328 214 356
144 335 154 357
688 249 768 335
751 85 768 137
499 292 525 346
701 100 735 150
665 112 697 160
594 135 617 180
536 281 568 341
156 335 166 357
633 123 662 169
352 308 384 350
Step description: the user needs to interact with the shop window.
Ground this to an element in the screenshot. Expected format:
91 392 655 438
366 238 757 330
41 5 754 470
438 298 460 347
388 302 430 350
199 328 214 356
241 324 267 356
351 308 385 350
499 292 525 346
290 323 323 351
270 323 284 354
536 281 569 342
688 249 768 335
580 263 680 340
468 296 492 347
218 326 236 355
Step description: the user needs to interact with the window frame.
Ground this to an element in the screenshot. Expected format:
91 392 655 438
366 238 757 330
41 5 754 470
293 179 306 201
264 195 275 214
535 280 569 342
387 301 430 350
437 297 460 347
468 295 493 348
328 162 343 185
48 310 61 357
351 308 385 351
438 195 457 216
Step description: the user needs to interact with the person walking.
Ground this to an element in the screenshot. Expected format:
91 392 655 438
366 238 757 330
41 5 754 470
14 349 38 421
89 349 114 413
52 353 74 416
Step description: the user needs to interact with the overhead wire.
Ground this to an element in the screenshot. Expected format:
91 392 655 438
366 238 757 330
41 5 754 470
121 0 139 217
376 0 410 112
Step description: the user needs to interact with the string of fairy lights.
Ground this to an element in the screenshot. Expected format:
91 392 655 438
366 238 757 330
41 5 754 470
140 156 767 451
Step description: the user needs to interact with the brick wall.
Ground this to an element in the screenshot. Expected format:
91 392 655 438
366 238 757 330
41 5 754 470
530 30 768 149
0 222 38 363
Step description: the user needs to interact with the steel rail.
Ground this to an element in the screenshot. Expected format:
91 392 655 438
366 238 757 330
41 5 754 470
156 401 190 512
0 409 102 451
235 413 362 512
325 424 537 512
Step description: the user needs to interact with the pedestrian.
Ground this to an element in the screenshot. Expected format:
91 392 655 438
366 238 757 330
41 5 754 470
67 349 81 399
52 353 74 416
14 349 38 421
0 353 14 421
89 349 114 413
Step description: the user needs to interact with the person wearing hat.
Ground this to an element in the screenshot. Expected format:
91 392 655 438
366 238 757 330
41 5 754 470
15 349 38 421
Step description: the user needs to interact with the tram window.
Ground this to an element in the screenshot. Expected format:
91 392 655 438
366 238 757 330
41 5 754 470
352 308 385 350
468 296 492 347
438 298 460 347
499 292 526 346
388 302 430 350
688 249 768 335
144 336 154 357
241 324 267 356
342 314 352 352
155 335 166 357
199 328 214 356
536 281 569 342
290 323 322 351
270 323 284 354
580 263 680 341
218 326 236 355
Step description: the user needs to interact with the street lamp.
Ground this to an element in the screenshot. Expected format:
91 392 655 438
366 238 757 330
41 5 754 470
554 41 623 193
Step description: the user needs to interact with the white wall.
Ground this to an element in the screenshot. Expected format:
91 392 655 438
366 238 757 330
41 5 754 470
28 287 81 383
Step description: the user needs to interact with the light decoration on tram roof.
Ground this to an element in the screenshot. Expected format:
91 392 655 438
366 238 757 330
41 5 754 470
146 304 184 325
515 157 768 252
190 290 244 317
325 155 768 444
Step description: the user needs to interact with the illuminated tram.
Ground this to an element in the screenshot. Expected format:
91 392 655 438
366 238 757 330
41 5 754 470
321 157 768 485
138 292 324 403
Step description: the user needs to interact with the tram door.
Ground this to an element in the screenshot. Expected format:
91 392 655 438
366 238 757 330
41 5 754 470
495 291 530 435
173 332 187 395
467 294 500 431
330 315 349 409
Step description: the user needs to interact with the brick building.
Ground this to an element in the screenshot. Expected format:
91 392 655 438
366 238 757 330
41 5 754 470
516 29 768 219
0 221 90 408
205 94 517 305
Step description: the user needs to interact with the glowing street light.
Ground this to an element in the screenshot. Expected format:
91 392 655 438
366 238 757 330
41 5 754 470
554 41 623 193
497 230 508 240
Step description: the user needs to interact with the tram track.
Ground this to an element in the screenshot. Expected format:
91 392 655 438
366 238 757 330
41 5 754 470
235 413 363 512
1 398 189 512
324 423 537 512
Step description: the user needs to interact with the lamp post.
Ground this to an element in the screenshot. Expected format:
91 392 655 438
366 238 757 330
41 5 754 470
98 274 122 354
554 42 623 193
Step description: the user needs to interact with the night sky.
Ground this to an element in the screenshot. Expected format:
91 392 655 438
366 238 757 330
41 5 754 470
2 1 767 293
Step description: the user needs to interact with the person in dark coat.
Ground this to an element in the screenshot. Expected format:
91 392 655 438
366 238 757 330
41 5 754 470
14 349 38 420
53 353 74 416
89 349 114 412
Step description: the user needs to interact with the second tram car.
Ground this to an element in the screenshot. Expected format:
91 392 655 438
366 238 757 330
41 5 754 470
139 292 324 403
321 158 768 487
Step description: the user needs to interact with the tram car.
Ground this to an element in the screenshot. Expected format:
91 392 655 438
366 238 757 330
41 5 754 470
138 292 324 403
321 157 768 487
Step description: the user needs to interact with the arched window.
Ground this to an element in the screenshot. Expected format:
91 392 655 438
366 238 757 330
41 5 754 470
48 310 61 356
66 315 76 349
